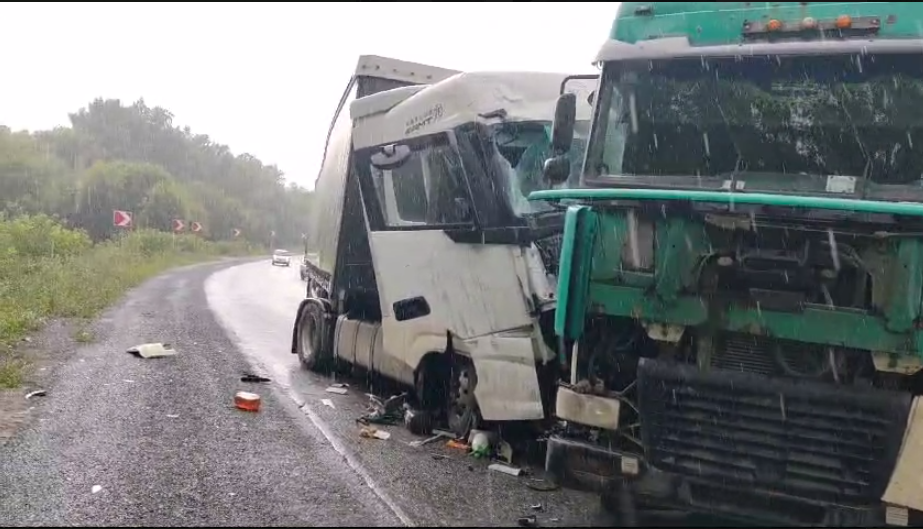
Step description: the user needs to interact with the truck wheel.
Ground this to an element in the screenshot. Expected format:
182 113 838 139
296 301 333 372
447 356 481 439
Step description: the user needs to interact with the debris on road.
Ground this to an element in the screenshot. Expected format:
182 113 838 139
498 440 514 464
517 514 538 527
488 463 523 477
234 391 261 412
325 386 348 395
241 374 271 383
359 426 391 440
166 414 180 419
469 429 495 458
530 503 543 511
525 478 560 492
446 439 470 451
357 393 406 425
24 390 46 400
91 485 103 494
409 430 453 448
321 398 335 409
126 342 177 359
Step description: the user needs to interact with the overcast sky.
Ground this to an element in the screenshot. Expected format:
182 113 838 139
0 2 616 189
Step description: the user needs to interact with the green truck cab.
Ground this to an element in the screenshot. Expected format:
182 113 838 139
534 2 923 527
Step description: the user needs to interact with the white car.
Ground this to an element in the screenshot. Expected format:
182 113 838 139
271 249 292 267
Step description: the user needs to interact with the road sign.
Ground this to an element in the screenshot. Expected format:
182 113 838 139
172 219 185 233
232 228 241 238
191 221 203 233
113 210 132 229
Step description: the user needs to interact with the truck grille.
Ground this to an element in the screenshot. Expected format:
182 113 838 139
636 358 911 505
713 332 832 377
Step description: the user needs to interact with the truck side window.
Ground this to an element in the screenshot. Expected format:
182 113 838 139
369 134 473 229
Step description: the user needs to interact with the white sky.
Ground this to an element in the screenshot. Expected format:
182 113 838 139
0 2 617 189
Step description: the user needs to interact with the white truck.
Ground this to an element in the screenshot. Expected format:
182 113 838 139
292 55 594 437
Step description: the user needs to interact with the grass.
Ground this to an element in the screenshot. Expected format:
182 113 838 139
0 218 260 388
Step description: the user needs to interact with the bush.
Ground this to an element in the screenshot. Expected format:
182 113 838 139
0 215 257 387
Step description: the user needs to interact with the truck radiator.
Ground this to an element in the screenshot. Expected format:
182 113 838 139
636 358 911 505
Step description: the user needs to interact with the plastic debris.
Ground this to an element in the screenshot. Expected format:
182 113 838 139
469 429 494 458
241 374 271 383
91 485 103 494
498 440 514 464
517 515 538 527
409 430 453 448
325 386 348 395
446 439 470 451
321 398 335 409
489 463 523 477
166 414 180 419
358 393 407 425
234 391 261 412
359 426 390 440
24 390 46 400
126 343 177 359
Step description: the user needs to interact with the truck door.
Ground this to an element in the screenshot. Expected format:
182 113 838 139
356 131 543 420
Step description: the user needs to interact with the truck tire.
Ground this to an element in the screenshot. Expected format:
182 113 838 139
295 300 333 372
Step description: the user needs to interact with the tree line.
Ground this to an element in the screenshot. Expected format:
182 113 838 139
0 98 314 246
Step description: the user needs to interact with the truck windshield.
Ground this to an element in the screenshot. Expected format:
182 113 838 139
587 52 923 193
489 120 588 216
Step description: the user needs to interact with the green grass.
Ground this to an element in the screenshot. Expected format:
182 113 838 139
0 218 260 388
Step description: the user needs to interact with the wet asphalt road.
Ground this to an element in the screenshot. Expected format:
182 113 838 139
0 259 604 527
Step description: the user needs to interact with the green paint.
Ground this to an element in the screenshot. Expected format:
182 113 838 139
613 2 917 46
529 188 923 218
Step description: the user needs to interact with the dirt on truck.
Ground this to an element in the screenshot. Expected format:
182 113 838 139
532 2 923 527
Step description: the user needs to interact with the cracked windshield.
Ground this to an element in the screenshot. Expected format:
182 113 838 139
5 2 923 528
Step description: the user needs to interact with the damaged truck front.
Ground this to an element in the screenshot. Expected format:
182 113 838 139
534 2 923 527
294 54 595 438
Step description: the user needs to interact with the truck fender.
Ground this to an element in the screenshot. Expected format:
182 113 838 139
290 297 333 355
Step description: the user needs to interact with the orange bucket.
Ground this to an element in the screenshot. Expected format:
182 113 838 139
234 391 261 412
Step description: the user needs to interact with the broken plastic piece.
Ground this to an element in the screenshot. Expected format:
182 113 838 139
127 343 177 359
321 398 335 409
234 391 261 412
489 463 523 477
24 390 46 400
241 374 271 383
446 439 470 451
91 485 103 494
359 426 390 440
517 515 538 527
325 386 348 395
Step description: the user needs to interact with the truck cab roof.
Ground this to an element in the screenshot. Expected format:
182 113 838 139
351 71 596 149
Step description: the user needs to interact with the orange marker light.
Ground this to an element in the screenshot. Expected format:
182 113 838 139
767 19 783 31
836 14 853 29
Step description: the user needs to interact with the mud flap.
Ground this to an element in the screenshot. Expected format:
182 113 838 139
465 330 544 421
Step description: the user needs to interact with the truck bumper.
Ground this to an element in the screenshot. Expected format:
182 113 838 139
545 434 906 527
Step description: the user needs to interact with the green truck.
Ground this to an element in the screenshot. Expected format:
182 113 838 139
535 2 923 527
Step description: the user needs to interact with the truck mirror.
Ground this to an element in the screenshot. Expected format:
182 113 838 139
543 155 571 185
551 92 577 154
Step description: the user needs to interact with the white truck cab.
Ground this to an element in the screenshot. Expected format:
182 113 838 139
293 55 594 437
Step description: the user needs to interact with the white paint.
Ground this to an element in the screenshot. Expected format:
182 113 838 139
352 71 596 149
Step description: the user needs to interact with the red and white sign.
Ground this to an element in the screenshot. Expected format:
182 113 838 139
113 210 132 229
172 219 185 233
191 221 203 233
232 228 241 238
